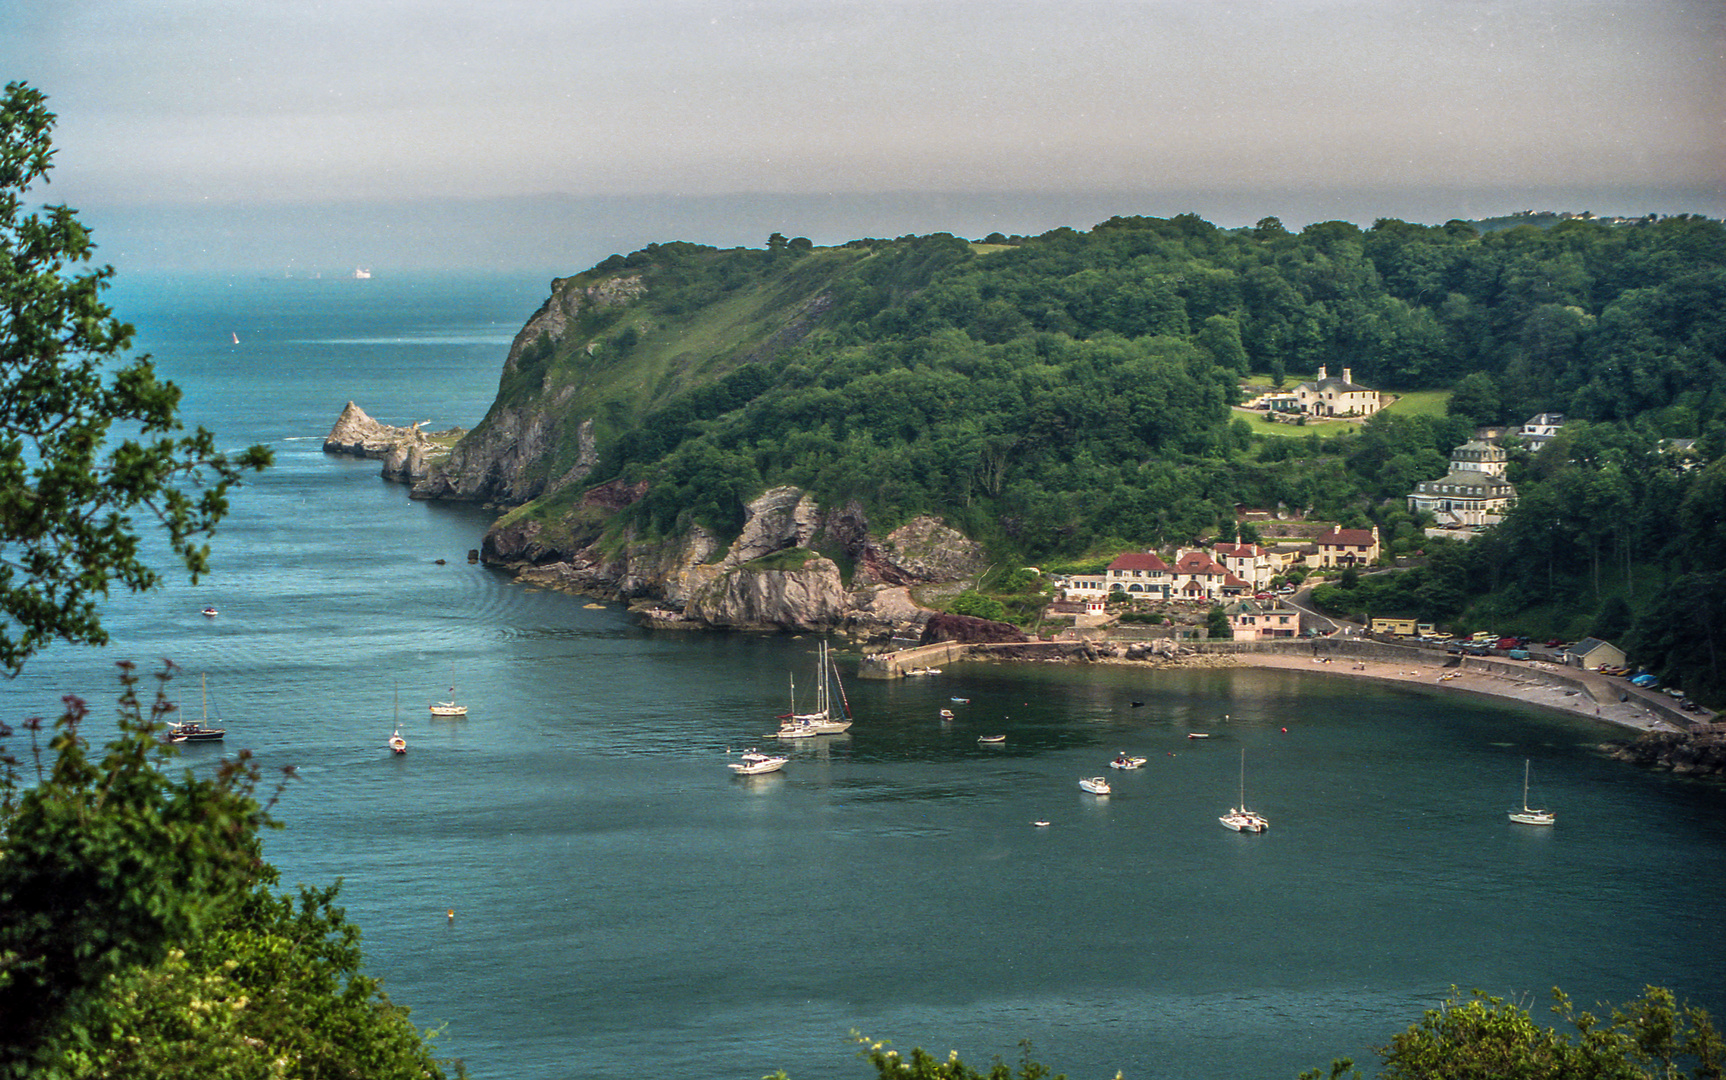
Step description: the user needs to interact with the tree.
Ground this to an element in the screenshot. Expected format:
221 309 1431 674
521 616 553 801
1 82 271 675
1373 986 1723 1080
1206 603 1232 639
1446 371 1502 428
0 664 458 1078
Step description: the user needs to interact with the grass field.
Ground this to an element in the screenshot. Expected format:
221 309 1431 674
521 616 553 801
1237 380 1452 438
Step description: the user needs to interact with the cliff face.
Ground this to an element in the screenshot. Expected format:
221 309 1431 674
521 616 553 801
323 401 464 487
497 484 989 639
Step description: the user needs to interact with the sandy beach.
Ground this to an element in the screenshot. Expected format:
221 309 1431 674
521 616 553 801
1220 650 1692 734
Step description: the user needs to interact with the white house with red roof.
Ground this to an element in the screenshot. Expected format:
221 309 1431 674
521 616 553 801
1313 525 1380 568
1211 541 1275 590
1055 551 1172 599
1171 549 1254 601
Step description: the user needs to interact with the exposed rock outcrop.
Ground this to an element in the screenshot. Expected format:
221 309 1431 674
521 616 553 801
864 518 989 585
1603 727 1726 779
324 401 463 487
722 486 821 567
479 482 990 638
324 401 418 458
920 613 1029 645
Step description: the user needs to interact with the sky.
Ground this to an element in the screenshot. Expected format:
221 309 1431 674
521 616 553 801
3 0 1722 273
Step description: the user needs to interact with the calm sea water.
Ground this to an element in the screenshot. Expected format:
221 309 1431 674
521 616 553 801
8 273 1725 1080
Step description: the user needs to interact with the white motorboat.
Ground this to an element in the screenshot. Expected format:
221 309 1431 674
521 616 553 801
1508 759 1555 826
938 708 955 719
773 640 853 735
906 667 941 676
1109 753 1147 770
1079 776 1111 794
1219 749 1268 833
978 734 1006 744
728 749 788 775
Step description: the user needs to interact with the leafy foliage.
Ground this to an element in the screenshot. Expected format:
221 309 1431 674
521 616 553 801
0 664 457 1079
1371 986 1722 1080
0 82 271 675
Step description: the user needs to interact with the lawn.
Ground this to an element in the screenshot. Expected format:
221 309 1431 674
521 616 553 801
1236 381 1452 438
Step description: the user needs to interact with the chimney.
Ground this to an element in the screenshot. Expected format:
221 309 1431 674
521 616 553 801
1342 367 1352 385
1317 365 1327 381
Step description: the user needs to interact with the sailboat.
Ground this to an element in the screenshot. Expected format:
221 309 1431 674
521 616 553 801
389 687 407 754
1508 759 1554 825
429 666 467 717
770 640 853 737
167 674 227 743
1219 748 1269 833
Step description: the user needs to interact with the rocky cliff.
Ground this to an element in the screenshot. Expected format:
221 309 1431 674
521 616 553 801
496 483 989 640
1603 727 1726 779
323 401 465 486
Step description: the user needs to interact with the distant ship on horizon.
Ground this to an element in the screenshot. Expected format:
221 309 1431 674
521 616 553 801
352 267 372 279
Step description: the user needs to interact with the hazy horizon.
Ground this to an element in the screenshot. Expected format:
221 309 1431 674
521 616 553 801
7 0 1720 276
77 184 1726 279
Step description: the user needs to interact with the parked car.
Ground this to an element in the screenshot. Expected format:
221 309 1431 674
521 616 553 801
1680 699 1702 712
1630 673 1660 688
1508 649 1531 660
1495 636 1520 650
1471 631 1495 642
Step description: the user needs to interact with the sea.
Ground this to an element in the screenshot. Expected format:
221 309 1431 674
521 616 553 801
7 271 1725 1080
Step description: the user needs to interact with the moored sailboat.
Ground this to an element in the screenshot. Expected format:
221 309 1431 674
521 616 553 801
770 640 852 736
167 674 227 743
1219 749 1268 833
429 666 467 717
1508 759 1554 826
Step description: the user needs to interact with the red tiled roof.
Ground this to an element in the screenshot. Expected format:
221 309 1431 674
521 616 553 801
1221 572 1253 589
1317 528 1375 547
1174 551 1225 575
1107 552 1169 572
1213 543 1266 558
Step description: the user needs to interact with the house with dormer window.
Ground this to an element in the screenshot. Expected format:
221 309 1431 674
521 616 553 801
1171 550 1254 600
1211 541 1275 590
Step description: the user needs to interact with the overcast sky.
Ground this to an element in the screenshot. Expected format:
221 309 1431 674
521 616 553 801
4 0 1722 272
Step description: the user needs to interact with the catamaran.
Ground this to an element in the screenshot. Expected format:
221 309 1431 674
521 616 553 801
1219 749 1269 833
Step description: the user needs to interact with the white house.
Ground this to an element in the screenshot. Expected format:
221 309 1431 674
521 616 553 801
1520 412 1565 450
1211 542 1275 590
1292 366 1382 418
1057 551 1173 600
1408 442 1519 527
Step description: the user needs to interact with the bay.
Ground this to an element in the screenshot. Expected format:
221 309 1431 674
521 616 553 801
6 272 1724 1080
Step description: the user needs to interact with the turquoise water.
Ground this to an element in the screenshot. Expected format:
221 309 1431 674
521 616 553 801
7 273 1724 1080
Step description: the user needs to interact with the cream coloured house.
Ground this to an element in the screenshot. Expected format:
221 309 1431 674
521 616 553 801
1408 441 1519 526
1259 366 1383 419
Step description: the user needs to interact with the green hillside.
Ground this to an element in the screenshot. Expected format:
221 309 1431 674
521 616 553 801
468 213 1726 702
